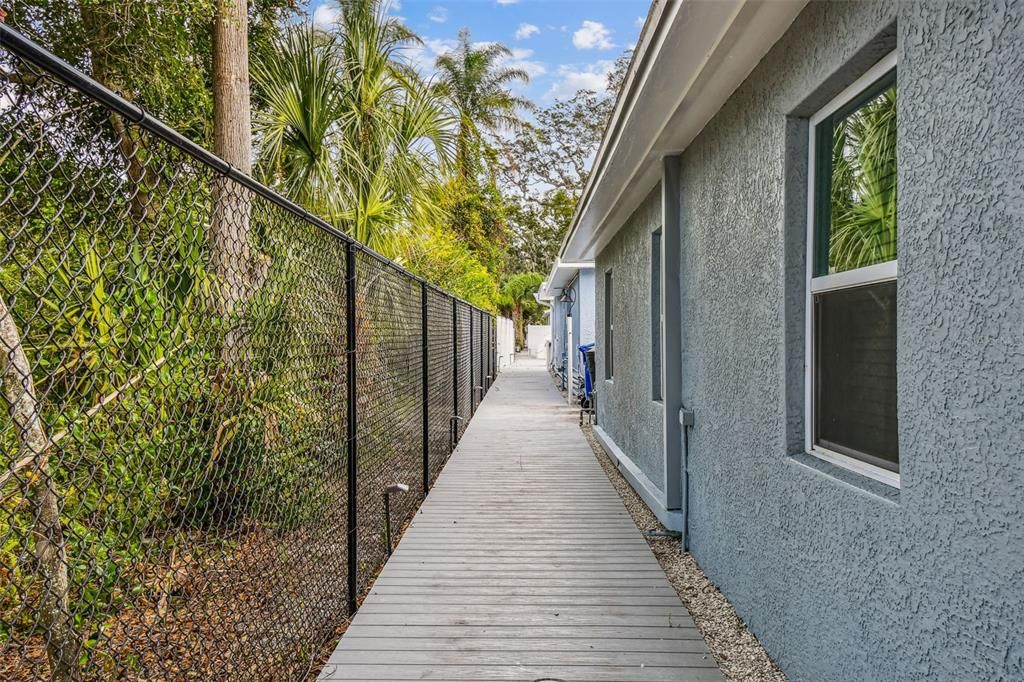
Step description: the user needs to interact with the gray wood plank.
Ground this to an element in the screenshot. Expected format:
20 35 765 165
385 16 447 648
318 358 721 682
319 665 724 681
327 650 716 667
339 626 704 640
333 636 707 653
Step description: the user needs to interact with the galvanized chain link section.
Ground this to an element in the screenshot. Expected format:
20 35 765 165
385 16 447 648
0 30 494 681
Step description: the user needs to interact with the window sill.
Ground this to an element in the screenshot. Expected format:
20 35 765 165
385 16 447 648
789 451 900 504
808 446 900 488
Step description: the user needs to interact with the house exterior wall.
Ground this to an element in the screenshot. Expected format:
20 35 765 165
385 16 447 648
595 185 665 492
660 1 1024 681
548 271 596 376
577 269 595 351
569 276 581 368
548 296 567 371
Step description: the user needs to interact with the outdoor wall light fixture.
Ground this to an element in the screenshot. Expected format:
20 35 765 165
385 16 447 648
383 483 410 556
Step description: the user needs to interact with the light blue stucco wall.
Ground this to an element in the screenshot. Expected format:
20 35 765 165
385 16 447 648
577 269 595 352
593 1 1024 680
548 271 595 378
548 296 567 371
595 186 665 492
677 1 1023 680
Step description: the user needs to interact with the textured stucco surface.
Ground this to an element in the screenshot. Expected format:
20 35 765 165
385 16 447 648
595 185 665 493
660 1 1024 681
548 270 595 376
549 294 567 370
578 269 596 351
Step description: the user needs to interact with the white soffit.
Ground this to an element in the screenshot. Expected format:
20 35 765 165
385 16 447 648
539 260 594 300
563 0 808 261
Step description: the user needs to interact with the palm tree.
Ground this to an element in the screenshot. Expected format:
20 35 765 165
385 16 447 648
253 1 455 256
434 28 532 181
500 271 544 349
252 26 343 219
828 84 897 272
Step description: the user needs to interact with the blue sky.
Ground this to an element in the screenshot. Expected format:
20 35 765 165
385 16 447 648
304 0 649 103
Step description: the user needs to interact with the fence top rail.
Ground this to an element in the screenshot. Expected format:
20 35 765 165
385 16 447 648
0 23 493 319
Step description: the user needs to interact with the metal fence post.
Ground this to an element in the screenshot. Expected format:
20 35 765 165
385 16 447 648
451 298 458 450
481 311 488 393
345 242 358 614
421 282 429 496
469 309 475 416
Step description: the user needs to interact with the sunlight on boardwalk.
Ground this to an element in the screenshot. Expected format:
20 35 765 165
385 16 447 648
319 357 722 681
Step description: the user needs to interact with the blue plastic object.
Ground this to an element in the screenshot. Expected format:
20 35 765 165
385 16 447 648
578 342 595 399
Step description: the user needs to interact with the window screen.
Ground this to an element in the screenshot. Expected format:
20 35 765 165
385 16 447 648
814 281 898 471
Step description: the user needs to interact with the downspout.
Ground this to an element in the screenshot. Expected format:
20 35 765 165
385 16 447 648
679 406 694 551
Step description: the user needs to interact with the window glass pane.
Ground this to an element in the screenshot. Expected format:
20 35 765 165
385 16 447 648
815 280 898 471
819 77 897 274
605 271 613 379
651 230 662 400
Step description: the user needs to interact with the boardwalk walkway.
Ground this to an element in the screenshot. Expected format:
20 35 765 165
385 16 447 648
319 357 722 681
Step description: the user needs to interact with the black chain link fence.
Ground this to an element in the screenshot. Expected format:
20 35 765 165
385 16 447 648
454 302 473 442
0 27 495 681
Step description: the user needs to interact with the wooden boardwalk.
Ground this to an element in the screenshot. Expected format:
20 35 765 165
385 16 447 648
319 357 722 681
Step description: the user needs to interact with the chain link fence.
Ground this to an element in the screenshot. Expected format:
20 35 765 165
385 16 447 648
0 26 496 681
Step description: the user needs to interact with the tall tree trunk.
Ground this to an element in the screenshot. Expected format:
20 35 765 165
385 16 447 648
211 0 253 365
0 297 81 681
512 302 524 350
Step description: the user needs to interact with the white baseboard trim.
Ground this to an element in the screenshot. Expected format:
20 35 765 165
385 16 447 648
591 425 683 532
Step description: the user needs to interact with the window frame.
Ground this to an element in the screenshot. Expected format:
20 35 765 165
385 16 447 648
803 50 900 489
651 228 663 401
604 269 614 381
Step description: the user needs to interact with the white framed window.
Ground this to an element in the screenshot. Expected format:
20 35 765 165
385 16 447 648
804 51 899 488
604 270 614 380
651 228 663 401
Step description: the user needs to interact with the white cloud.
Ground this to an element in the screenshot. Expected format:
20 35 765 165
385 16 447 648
389 0 402 10
506 47 546 79
635 15 645 28
572 20 614 50
515 23 539 40
404 37 457 76
496 0 519 5
429 6 447 23
546 60 615 100
312 2 339 28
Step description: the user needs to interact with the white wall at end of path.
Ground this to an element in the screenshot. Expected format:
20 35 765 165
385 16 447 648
527 325 550 360
496 316 516 370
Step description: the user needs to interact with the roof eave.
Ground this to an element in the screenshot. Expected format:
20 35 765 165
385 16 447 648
561 0 808 261
537 259 595 300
